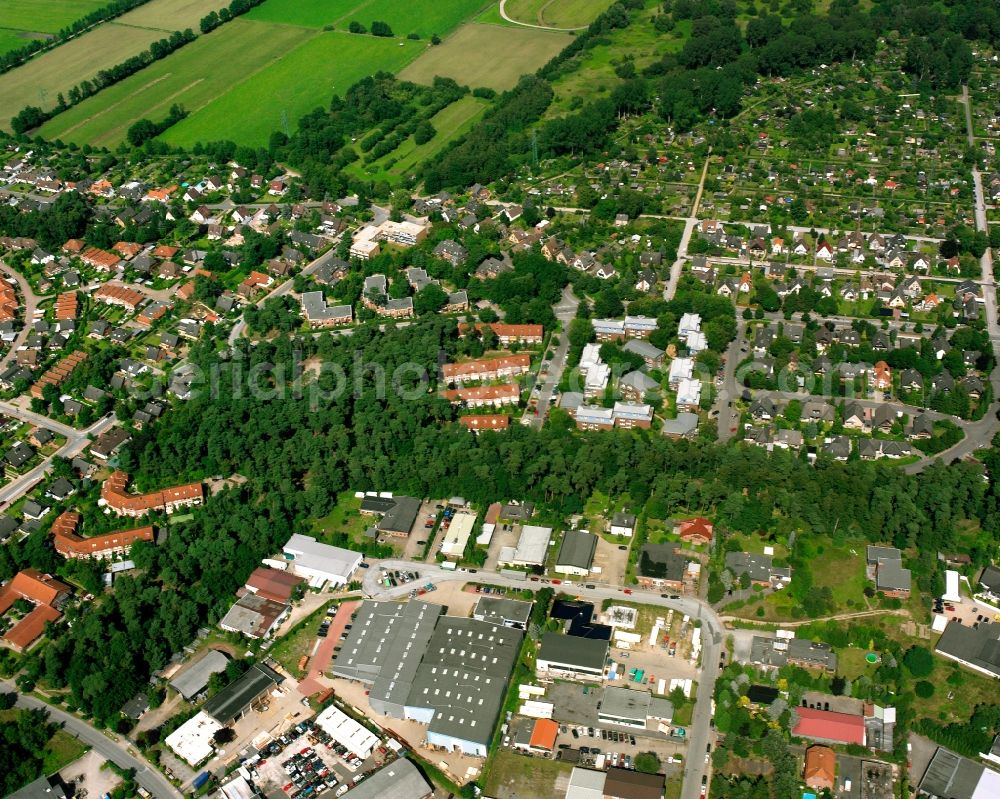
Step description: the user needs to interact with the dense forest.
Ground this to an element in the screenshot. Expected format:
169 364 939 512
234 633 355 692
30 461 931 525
5 320 997 721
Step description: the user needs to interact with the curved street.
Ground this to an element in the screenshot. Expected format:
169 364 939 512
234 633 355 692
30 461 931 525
497 0 590 31
2 680 182 799
0 257 43 372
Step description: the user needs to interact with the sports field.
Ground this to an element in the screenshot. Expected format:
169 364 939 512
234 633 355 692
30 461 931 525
160 31 424 147
350 95 489 181
39 19 313 146
399 23 569 91
246 0 488 37
504 0 614 28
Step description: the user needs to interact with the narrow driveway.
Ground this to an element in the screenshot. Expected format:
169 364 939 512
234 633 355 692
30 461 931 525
522 284 579 428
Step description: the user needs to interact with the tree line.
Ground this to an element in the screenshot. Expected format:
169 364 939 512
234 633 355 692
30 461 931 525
11 29 195 135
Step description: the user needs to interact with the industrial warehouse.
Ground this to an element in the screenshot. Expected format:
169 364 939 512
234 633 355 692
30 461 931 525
332 600 523 756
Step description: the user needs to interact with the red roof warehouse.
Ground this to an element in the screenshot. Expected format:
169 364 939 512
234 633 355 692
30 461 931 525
793 707 866 746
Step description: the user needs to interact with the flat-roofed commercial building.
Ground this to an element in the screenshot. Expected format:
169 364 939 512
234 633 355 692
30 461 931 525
536 632 608 681
333 600 522 757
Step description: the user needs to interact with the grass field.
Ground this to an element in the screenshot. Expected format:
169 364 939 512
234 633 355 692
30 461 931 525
484 750 572 799
161 31 424 147
39 19 313 146
505 0 613 28
247 0 488 37
0 28 41 55
547 14 689 113
351 95 489 181
0 22 163 130
0 0 108 33
115 0 232 31
399 23 569 91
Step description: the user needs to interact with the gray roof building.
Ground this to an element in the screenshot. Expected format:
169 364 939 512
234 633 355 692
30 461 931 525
555 530 597 574
537 632 608 677
333 600 522 756
171 649 231 700
750 636 837 672
413 617 522 753
935 620 1000 679
472 596 533 629
917 745 1000 799
598 685 673 729
333 601 443 714
202 663 284 724
7 776 67 799
340 759 432 799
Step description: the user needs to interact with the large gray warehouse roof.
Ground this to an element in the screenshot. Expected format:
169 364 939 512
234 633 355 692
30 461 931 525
341 759 432 799
413 617 523 747
333 601 443 713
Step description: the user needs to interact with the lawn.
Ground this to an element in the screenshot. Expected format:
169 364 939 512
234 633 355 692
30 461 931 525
270 602 333 677
39 19 314 147
0 22 163 130
351 95 489 181
161 30 424 147
398 22 570 91
247 0 488 37
311 491 371 545
484 749 572 799
43 730 88 773
0 0 108 33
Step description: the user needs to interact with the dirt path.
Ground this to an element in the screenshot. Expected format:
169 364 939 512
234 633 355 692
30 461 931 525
498 0 589 31
720 608 912 627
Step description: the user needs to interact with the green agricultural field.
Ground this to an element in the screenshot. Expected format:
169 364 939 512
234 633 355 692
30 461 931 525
0 22 163 131
399 23 569 91
504 0 613 28
351 95 489 181
245 0 364 28
115 0 232 31
161 31 424 147
247 0 488 37
0 0 108 33
39 20 313 146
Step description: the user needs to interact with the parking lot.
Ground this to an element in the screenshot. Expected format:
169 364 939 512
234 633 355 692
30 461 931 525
591 537 628 586
252 717 392 799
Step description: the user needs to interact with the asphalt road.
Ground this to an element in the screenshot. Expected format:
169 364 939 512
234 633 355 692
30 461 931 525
4 682 182 799
364 560 725 799
522 285 579 428
0 258 43 372
0 403 116 508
